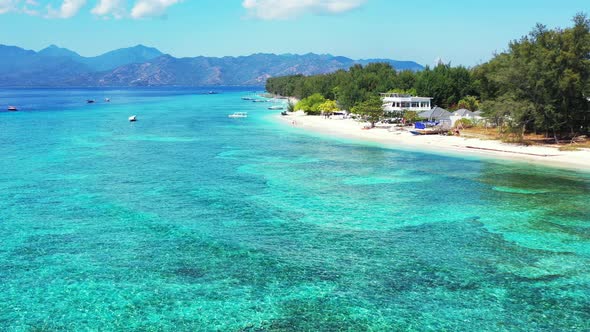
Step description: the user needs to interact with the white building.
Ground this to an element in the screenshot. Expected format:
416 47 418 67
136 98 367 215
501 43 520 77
380 93 432 113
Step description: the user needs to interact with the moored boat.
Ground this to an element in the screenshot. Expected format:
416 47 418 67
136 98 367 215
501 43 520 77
228 112 248 118
87 99 95 104
129 115 137 122
410 121 447 135
7 106 18 111
268 105 284 110
410 129 446 135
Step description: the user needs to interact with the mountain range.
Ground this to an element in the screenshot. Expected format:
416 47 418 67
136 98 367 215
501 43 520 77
0 44 424 87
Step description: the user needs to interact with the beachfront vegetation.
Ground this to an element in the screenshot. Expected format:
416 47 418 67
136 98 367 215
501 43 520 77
476 13 590 142
350 96 384 128
318 100 339 114
266 62 476 110
294 93 326 115
287 100 295 112
457 96 481 112
403 111 421 123
266 13 590 141
454 118 475 129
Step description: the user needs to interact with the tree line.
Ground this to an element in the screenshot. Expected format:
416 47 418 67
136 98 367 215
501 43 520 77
266 14 590 139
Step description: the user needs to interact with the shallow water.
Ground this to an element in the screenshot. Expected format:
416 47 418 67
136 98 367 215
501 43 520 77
1 88 589 331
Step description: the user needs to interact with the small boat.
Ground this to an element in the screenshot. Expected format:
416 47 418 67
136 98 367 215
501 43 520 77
87 99 95 104
104 98 111 102
228 112 248 118
207 91 219 95
410 128 447 135
410 121 447 135
268 105 284 110
7 106 18 111
129 115 137 122
241 97 254 101
252 99 268 103
280 111 288 116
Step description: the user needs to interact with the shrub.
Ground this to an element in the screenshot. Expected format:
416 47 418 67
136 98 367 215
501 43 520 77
403 111 420 123
455 118 474 128
295 93 326 115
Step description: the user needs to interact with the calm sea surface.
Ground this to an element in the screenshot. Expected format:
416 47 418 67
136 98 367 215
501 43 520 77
1 88 589 331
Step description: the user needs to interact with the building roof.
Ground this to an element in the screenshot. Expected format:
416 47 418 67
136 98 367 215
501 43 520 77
419 107 451 120
453 108 474 117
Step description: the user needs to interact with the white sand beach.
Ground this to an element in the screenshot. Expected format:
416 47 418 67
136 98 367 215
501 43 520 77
277 114 590 171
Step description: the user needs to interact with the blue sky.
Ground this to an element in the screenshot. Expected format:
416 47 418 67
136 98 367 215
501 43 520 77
0 0 587 66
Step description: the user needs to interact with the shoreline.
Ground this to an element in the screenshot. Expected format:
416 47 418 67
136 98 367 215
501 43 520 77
274 114 590 172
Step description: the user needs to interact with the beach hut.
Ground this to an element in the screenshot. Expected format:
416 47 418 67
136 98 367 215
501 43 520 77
450 108 487 126
472 110 484 119
418 107 452 121
450 108 475 126
418 107 452 128
453 108 475 118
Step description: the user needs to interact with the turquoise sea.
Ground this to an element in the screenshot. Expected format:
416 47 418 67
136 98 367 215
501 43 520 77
1 88 589 331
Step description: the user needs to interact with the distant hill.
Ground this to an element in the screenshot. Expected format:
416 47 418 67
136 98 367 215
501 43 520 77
83 45 164 71
0 44 424 87
36 44 163 71
37 44 82 58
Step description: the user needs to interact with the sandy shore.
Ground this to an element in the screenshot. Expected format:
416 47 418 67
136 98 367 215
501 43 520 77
277 114 590 172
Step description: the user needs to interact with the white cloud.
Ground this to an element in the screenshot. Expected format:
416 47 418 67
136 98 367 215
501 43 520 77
91 0 125 18
242 0 366 20
0 0 20 14
0 0 179 19
22 6 40 15
0 0 41 16
130 0 179 18
46 0 87 18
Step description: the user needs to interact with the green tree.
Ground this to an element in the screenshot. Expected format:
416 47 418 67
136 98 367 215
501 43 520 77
457 96 481 111
474 13 590 140
387 88 418 96
403 111 421 124
351 96 384 128
481 95 534 143
317 100 339 114
415 64 477 108
394 70 417 91
287 100 295 112
295 93 326 115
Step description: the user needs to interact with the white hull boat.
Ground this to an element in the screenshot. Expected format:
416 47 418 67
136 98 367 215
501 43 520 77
228 112 248 118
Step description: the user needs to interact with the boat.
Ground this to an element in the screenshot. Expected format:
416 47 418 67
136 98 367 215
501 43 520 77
281 111 288 116
410 121 447 135
7 106 18 111
129 115 137 122
252 99 268 103
87 99 95 104
228 112 248 118
207 91 219 95
241 97 254 101
268 105 284 110
104 98 111 102
410 129 445 135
